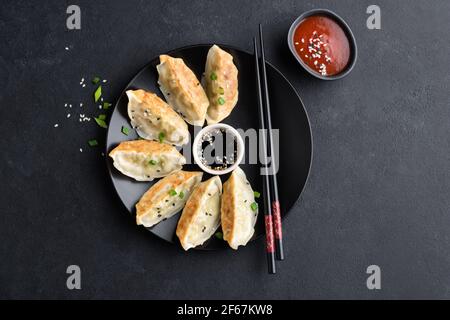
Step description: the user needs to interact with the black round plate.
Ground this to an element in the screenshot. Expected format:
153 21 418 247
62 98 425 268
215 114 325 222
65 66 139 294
106 44 312 250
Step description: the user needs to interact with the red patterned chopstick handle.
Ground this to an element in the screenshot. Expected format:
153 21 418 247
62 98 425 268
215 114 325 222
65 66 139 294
264 215 275 253
272 201 282 239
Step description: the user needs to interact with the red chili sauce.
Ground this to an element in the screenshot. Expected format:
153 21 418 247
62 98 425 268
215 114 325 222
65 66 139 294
293 15 350 76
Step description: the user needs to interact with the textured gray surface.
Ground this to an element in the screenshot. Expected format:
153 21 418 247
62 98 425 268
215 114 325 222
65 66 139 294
1 0 450 299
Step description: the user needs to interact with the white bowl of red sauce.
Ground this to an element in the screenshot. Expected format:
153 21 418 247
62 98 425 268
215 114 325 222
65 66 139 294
288 9 357 80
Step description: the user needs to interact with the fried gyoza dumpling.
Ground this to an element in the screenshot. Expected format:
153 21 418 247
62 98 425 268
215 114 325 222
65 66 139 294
176 176 222 250
204 45 238 124
157 55 209 126
221 167 258 249
126 89 189 146
109 140 185 181
136 171 203 227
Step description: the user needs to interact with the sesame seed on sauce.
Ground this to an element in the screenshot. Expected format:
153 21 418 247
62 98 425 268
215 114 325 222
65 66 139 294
293 15 350 76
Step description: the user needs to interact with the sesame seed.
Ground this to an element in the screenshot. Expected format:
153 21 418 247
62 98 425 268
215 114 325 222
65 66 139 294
301 38 305 43
54 124 59 128
65 47 69 51
294 42 299 45
79 103 83 107
102 79 107 83
67 113 71 118
82 84 86 88
64 103 68 107
79 148 83 152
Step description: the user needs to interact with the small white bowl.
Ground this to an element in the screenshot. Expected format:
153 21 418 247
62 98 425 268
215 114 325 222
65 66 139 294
192 123 244 175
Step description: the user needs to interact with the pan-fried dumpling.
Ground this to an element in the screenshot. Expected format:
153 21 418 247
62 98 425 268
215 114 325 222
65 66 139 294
157 54 209 126
221 167 258 249
204 45 238 124
126 89 189 146
176 176 222 250
109 140 185 181
136 171 203 227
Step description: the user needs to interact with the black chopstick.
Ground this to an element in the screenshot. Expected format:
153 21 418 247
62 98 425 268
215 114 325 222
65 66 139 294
258 24 285 261
254 37 276 275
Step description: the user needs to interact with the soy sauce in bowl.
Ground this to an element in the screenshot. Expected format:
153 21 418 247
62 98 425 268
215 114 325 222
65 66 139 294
199 128 238 171
193 123 244 175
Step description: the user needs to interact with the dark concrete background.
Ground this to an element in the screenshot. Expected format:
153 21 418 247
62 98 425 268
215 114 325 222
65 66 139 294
1 0 449 299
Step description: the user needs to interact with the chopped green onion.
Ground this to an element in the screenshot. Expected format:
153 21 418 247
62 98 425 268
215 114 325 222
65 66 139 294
94 116 108 129
148 159 157 165
250 202 258 211
210 71 217 80
168 189 177 196
92 77 101 84
253 191 261 198
158 132 165 143
88 139 98 147
103 102 112 110
94 85 102 102
98 114 106 120
121 126 129 135
218 86 224 95
179 191 185 199
214 231 223 240
218 97 225 105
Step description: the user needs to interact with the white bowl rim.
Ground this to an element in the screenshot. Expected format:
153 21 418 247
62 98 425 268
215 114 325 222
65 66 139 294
192 123 245 175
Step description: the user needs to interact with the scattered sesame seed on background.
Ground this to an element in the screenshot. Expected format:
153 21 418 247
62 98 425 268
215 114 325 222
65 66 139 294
57 75 110 152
